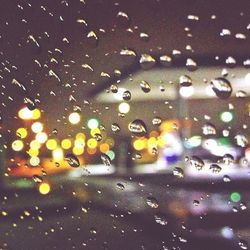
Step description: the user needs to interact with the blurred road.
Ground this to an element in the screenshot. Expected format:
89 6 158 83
0 171 249 250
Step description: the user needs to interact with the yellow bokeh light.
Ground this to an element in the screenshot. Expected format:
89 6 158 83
35 132 48 144
99 143 110 153
30 140 41 150
61 139 72 149
68 112 81 124
74 138 85 148
90 128 101 137
157 136 165 147
87 138 97 149
73 147 84 155
12 140 24 151
52 148 64 162
32 109 41 119
18 107 33 120
46 139 57 150
31 122 43 133
76 133 86 140
133 139 146 151
148 137 158 147
39 183 51 195
16 128 28 139
27 148 39 157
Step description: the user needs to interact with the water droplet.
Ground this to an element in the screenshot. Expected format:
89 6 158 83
146 197 159 208
116 11 130 26
32 175 43 183
139 54 156 70
116 182 125 190
225 56 236 68
110 84 118 93
120 48 136 57
239 240 248 249
179 75 192 87
222 154 234 165
236 90 247 98
240 202 247 211
160 55 172 67
128 119 147 137
173 167 184 178
154 214 168 226
140 80 151 93
211 77 232 99
202 122 216 135
101 154 111 166
111 123 120 133
24 96 37 111
186 58 198 71
65 153 80 168
90 227 97 234
152 117 162 126
122 90 131 101
193 200 200 206
190 156 204 170
209 164 222 173
94 133 102 142
140 32 150 42
223 175 231 182
87 31 98 48
235 134 248 147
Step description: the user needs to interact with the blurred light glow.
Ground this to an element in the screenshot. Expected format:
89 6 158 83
39 183 51 195
73 147 84 155
30 156 40 166
118 102 130 114
68 112 81 124
32 109 41 119
28 148 39 157
16 128 28 139
220 111 233 123
46 139 57 150
35 132 48 144
12 140 24 151
113 88 126 101
133 139 146 151
90 128 101 137
185 136 202 148
31 122 43 133
179 86 194 98
61 139 72 149
30 140 41 150
106 150 115 161
87 118 99 129
230 192 241 202
87 138 97 149
76 133 86 140
100 143 110 153
18 107 33 120
52 148 64 162
87 147 97 154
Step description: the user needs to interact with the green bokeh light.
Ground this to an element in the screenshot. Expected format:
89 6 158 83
230 192 241 203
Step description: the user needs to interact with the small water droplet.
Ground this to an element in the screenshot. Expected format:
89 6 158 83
32 175 43 183
211 77 232 99
179 75 192 87
101 154 111 166
65 153 80 168
222 154 234 165
139 54 156 70
209 164 222 173
122 90 131 101
154 214 168 226
190 156 204 170
186 58 198 71
235 133 248 147
111 123 121 133
202 122 216 135
116 182 125 190
128 119 147 137
239 240 248 249
152 117 162 126
173 167 184 178
140 80 151 93
146 197 159 208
